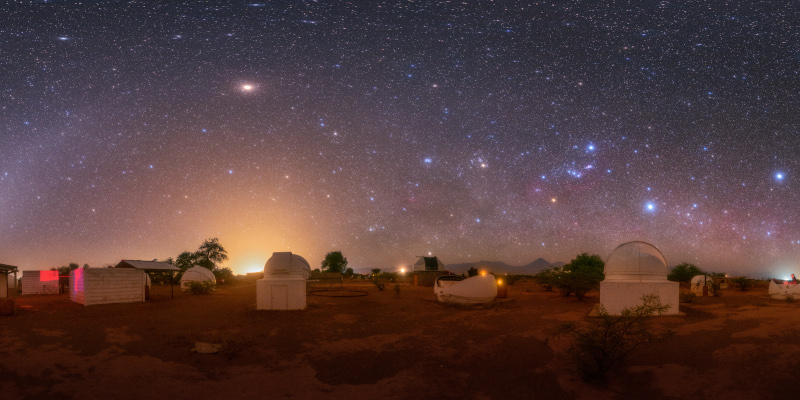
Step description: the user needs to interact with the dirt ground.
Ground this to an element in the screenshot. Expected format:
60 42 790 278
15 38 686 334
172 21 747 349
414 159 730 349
1 280 798 400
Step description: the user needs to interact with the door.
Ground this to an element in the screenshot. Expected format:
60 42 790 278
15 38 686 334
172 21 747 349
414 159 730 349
272 285 288 310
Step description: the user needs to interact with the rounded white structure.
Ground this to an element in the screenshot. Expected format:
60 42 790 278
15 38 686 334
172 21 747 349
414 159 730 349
768 279 800 299
599 241 679 315
435 274 497 304
604 241 669 282
690 275 715 296
257 252 310 310
180 266 216 291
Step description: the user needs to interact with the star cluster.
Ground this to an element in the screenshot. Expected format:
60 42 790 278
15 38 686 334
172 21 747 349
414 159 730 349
2 1 799 276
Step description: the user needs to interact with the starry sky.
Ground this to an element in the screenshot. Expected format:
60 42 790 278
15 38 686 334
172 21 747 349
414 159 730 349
2 1 799 277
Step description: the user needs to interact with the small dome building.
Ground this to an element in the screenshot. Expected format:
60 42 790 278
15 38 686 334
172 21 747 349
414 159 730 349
256 252 311 310
180 266 216 291
599 241 679 315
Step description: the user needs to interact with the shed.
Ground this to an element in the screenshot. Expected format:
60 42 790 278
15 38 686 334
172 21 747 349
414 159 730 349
69 268 149 306
413 256 445 271
257 252 310 310
115 260 180 298
411 256 448 287
21 270 60 295
180 266 216 291
1 263 19 316
598 241 679 315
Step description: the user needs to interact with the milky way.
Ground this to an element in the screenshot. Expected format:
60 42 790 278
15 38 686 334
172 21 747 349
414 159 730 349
2 1 799 276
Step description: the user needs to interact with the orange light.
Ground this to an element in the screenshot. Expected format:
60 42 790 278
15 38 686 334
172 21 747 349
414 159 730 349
481 271 486 276
498 279 503 285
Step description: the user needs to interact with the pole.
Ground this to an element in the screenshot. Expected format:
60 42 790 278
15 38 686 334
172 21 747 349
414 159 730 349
171 272 174 299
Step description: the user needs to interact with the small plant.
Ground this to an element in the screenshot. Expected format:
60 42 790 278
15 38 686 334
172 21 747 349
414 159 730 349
373 280 385 291
559 294 670 384
679 292 696 303
189 281 216 294
394 284 401 297
734 276 753 291
786 296 796 304
711 283 722 297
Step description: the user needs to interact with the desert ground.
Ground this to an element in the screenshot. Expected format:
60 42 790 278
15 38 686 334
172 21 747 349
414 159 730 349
1 279 798 400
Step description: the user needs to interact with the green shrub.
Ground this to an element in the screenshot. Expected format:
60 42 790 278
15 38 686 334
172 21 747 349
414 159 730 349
554 253 605 301
733 276 753 291
189 281 216 294
560 294 671 383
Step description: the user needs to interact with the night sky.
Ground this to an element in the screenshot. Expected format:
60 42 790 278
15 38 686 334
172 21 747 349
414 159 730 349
2 1 799 277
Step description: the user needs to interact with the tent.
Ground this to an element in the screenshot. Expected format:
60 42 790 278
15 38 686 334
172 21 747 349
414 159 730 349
434 274 497 304
599 241 679 315
257 252 310 310
690 275 715 296
180 266 216 291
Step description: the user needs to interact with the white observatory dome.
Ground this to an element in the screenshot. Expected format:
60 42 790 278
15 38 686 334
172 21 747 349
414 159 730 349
180 266 216 290
264 252 311 279
604 241 668 282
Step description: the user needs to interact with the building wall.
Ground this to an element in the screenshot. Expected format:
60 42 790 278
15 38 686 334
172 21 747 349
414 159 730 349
22 270 60 295
70 268 145 306
599 280 680 315
256 277 306 310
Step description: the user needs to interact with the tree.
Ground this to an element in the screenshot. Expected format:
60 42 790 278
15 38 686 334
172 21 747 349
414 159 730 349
733 276 754 291
212 267 234 283
174 251 199 272
56 263 80 276
667 262 705 284
321 251 348 273
344 267 354 277
467 267 479 277
556 253 605 301
197 238 228 270
370 268 381 277
560 295 671 383
534 267 561 291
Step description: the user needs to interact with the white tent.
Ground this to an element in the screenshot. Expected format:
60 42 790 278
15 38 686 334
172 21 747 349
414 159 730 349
768 279 800 299
257 252 310 310
599 241 679 315
435 274 497 304
690 275 715 296
180 266 216 291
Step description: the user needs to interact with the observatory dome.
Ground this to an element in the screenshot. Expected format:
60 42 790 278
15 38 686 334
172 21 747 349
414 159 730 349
180 266 216 290
264 252 311 279
604 241 668 282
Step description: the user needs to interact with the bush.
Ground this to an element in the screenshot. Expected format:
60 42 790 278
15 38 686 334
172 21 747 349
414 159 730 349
188 281 216 294
560 295 671 383
554 253 604 301
534 267 561 291
733 276 754 291
679 292 696 303
667 262 705 284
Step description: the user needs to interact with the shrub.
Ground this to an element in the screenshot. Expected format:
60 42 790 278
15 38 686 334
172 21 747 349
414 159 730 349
534 267 561 291
394 284 401 297
189 281 216 294
667 262 705 284
679 292 696 303
560 294 671 383
733 276 753 291
786 296 796 304
554 253 604 301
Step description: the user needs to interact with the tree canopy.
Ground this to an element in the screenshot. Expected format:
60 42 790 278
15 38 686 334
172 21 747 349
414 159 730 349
321 251 348 273
174 238 229 272
667 262 705 284
556 253 605 300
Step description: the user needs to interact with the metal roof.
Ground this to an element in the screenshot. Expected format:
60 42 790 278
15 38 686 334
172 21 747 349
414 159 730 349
115 260 180 271
0 263 19 274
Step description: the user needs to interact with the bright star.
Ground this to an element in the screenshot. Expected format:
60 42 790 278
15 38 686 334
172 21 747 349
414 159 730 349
645 202 656 212
775 172 784 181
241 84 254 91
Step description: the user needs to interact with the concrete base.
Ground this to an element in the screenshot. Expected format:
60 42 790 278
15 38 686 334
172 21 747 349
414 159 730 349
599 280 679 315
256 277 306 310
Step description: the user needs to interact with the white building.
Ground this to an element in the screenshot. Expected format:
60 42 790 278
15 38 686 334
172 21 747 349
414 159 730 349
21 270 60 295
599 241 679 315
180 266 216 291
257 252 310 310
69 268 148 306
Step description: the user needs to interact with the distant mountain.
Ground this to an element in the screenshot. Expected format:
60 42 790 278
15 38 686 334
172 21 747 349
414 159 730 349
443 258 564 275
352 258 565 276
